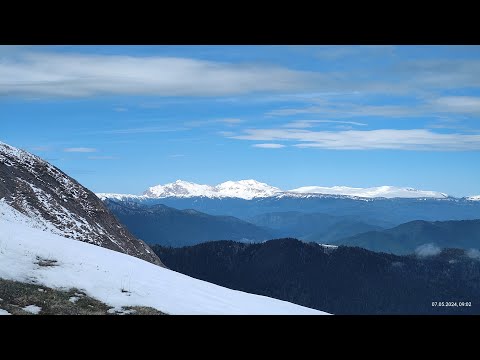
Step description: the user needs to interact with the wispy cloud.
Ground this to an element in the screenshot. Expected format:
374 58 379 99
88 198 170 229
113 107 128 112
430 96 480 115
29 146 51 152
283 120 367 128
229 128 480 151
252 143 286 149
2 49 479 100
217 131 235 137
315 45 396 60
268 95 480 119
394 59 480 90
168 154 186 158
104 127 188 134
467 248 480 260
63 147 97 153
267 103 425 118
0 51 317 97
186 118 243 127
65 169 96 175
87 156 118 160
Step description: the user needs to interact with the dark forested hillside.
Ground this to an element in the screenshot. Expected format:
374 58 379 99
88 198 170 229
248 211 385 243
153 239 480 315
105 200 274 247
105 195 480 225
337 219 480 254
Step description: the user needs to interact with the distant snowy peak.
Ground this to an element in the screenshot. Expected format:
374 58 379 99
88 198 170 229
96 193 146 201
144 179 281 200
467 195 480 201
215 180 281 199
145 180 213 198
289 185 449 199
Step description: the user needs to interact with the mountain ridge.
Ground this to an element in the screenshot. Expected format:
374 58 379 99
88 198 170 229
97 179 467 200
104 199 275 247
336 218 480 255
0 141 162 266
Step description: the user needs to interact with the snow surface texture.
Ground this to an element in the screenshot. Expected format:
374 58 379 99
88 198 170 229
467 195 480 201
0 309 11 315
0 201 326 315
98 179 450 200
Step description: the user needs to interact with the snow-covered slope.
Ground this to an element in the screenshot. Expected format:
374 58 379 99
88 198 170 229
0 200 325 315
467 195 480 201
289 185 448 199
0 141 161 266
144 179 281 200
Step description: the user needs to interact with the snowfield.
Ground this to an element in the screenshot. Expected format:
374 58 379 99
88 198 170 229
98 179 450 200
289 185 448 199
0 200 326 315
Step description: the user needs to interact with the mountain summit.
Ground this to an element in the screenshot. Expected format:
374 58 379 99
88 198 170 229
143 179 281 200
0 141 162 266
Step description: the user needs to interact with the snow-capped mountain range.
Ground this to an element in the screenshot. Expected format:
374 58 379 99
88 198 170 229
290 185 448 199
98 179 457 200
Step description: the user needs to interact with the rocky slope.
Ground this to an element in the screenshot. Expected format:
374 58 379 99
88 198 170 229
0 141 162 266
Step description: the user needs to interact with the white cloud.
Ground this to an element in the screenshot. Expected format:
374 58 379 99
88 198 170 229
113 107 128 112
221 118 243 124
252 143 286 149
430 96 480 114
217 131 235 137
87 156 117 160
395 59 480 89
466 248 480 260
315 45 396 60
186 118 243 127
415 243 442 257
283 120 367 128
63 147 97 153
267 95 480 120
105 127 188 134
0 51 317 97
267 103 426 118
229 128 480 151
29 146 51 152
2 49 479 100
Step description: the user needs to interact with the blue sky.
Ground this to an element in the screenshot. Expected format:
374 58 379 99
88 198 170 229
1 45 480 196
